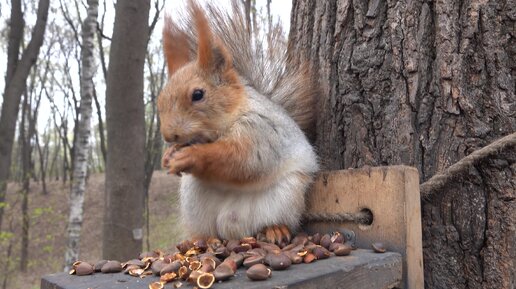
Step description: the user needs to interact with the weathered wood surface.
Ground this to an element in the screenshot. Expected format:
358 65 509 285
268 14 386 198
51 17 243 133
305 166 423 289
41 249 402 289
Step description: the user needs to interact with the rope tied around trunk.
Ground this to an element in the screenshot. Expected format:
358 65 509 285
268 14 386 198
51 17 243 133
302 210 373 225
420 132 516 200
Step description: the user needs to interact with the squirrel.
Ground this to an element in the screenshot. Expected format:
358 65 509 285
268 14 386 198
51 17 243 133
158 0 319 245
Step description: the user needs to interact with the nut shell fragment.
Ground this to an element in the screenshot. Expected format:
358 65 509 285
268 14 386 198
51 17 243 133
160 272 177 282
197 272 215 288
148 281 164 289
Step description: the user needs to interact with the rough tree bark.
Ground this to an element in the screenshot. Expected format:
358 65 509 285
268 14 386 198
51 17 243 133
289 1 515 288
103 0 150 260
64 0 98 272
0 0 50 230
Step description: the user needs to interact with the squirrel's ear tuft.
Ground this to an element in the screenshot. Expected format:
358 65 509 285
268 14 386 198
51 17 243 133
163 14 191 76
189 0 232 74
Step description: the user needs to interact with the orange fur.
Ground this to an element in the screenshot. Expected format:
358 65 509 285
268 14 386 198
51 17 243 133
163 15 191 76
158 1 247 150
165 137 257 185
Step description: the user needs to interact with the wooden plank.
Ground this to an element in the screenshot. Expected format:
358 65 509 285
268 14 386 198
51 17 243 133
41 249 402 289
304 166 424 289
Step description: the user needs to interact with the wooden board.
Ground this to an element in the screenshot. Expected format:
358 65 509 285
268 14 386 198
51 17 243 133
41 249 402 289
304 166 424 289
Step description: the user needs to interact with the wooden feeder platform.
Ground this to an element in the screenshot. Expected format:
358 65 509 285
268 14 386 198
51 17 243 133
41 165 423 289
41 249 401 289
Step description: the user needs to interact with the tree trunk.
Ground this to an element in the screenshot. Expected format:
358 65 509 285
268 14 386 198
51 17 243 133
0 0 50 230
19 93 30 272
289 1 515 288
103 0 150 261
64 0 98 272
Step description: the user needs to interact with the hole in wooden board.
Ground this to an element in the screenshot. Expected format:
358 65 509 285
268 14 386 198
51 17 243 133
358 208 374 231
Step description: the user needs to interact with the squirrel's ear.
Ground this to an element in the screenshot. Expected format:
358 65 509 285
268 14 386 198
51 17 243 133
163 14 191 76
190 1 232 74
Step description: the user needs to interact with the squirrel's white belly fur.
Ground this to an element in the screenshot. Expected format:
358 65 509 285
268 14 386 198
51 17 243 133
179 88 318 239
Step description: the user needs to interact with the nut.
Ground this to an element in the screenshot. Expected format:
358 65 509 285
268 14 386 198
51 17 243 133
333 243 353 256
320 234 332 249
233 243 252 253
312 246 331 260
139 251 159 259
284 251 303 264
225 253 243 268
176 240 193 254
123 259 145 268
94 260 108 272
196 272 215 288
372 242 386 253
268 253 291 270
160 261 181 276
330 231 345 244
151 260 166 275
101 260 123 273
213 262 235 281
193 239 208 251
246 264 271 281
74 261 94 276
243 255 265 268
310 233 321 245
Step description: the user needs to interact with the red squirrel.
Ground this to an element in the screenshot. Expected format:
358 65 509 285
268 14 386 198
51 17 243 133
158 0 319 244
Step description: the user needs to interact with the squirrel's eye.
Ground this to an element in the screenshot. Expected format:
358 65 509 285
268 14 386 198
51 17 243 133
192 89 204 102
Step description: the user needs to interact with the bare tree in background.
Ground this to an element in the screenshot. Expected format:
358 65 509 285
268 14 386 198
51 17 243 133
64 0 98 272
103 0 150 260
0 0 50 230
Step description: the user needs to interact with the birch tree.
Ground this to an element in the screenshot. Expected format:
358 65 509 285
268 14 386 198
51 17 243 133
64 0 98 271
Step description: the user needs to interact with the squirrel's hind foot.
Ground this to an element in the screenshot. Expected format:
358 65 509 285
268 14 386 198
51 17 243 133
262 225 291 246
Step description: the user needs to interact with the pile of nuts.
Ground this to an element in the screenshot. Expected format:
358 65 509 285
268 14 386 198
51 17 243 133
70 231 385 289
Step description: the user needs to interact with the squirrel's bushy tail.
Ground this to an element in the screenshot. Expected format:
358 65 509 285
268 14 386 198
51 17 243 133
167 0 318 136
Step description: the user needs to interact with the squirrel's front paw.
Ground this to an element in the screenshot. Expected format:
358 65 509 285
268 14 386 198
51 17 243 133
162 144 180 169
168 147 197 176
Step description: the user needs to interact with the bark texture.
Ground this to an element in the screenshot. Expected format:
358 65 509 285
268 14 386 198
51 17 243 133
0 0 50 230
289 0 515 288
103 0 150 261
64 0 98 271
